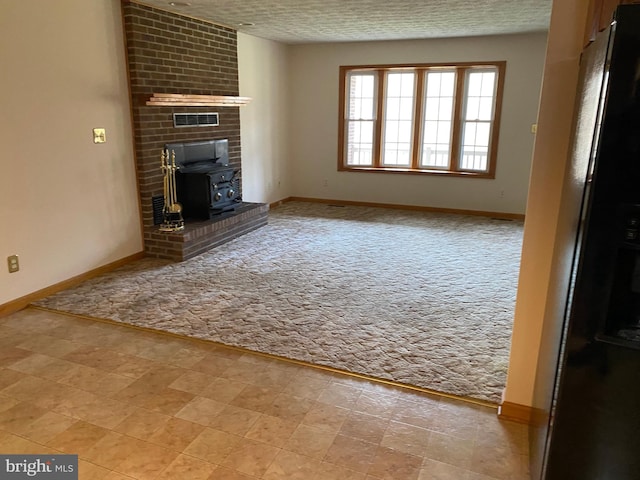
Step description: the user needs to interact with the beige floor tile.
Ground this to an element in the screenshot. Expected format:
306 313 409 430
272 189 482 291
0 368 23 390
317 382 363 409
62 367 135 397
16 410 77 443
16 334 81 358
62 346 130 371
167 347 210 369
263 449 322 480
381 420 431 457
0 401 49 435
221 438 280 477
209 404 262 436
368 445 423 480
207 345 246 361
156 453 217 480
169 370 215 395
468 443 526 480
264 392 314 423
0 332 30 350
140 387 195 415
474 417 529 455
50 387 101 418
302 402 349 433
191 353 235 376
323 434 379 473
248 365 292 389
4 375 79 411
0 430 58 454
310 462 367 480
281 374 330 400
104 472 136 480
147 416 205 451
208 466 257 479
200 377 247 403
391 398 440 430
65 396 137 429
175 396 226 426
283 424 336 459
424 430 474 470
230 384 282 412
431 413 479 442
46 421 111 456
136 364 188 388
112 440 179 480
6 352 56 374
353 390 398 418
137 341 185 363
184 427 243 464
244 413 298 447
221 362 269 386
113 407 170 440
112 356 156 379
0 393 21 413
83 431 145 469
111 379 160 405
77 460 111 480
419 459 473 480
339 411 389 444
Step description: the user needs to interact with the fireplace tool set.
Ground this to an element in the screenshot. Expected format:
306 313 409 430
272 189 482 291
159 149 185 232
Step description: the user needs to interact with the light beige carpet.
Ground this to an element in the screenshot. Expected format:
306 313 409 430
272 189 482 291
35 201 523 403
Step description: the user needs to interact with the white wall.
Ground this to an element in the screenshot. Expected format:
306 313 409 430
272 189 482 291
237 33 291 205
0 0 142 305
288 33 547 215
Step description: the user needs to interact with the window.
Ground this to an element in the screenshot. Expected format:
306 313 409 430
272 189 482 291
339 62 505 178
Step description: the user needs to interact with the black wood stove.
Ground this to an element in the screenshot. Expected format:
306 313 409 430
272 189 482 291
165 139 240 219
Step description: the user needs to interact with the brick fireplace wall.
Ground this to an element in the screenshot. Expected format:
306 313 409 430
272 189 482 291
122 1 267 260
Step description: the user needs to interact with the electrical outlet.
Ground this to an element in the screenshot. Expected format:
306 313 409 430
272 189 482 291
7 255 19 273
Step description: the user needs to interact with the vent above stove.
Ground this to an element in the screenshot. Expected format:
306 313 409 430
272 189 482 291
173 112 219 128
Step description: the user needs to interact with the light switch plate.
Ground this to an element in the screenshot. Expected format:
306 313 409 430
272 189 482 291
93 128 106 144
7 255 19 273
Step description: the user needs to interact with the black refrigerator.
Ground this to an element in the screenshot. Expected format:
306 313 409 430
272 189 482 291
543 4 640 480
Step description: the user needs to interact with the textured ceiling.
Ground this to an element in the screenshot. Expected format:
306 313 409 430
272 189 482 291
139 0 552 44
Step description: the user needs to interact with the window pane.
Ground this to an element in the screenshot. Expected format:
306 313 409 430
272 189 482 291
383 72 415 166
479 97 493 121
460 121 490 171
465 97 480 120
386 98 401 120
424 121 438 144
440 72 455 97
439 97 453 120
421 70 455 169
425 97 440 120
458 69 497 172
346 120 374 165
436 122 451 143
480 73 496 96
347 73 375 120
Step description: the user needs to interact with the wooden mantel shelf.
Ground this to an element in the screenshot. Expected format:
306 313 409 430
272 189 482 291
146 93 252 107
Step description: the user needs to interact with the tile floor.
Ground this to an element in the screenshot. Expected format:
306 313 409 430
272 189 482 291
0 307 530 480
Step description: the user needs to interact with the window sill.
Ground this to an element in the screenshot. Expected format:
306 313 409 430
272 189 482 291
338 166 495 179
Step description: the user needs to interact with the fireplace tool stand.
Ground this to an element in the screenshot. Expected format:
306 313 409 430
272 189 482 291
159 149 185 232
